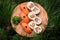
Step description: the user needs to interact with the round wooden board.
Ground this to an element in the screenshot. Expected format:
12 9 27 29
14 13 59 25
11 2 48 37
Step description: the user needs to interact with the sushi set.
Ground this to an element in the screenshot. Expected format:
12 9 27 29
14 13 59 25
11 2 48 37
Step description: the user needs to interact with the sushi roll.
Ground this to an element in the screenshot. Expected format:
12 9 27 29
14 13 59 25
32 6 40 14
34 26 42 34
21 22 32 34
28 11 36 20
27 2 35 10
20 4 29 15
19 12 30 23
28 21 36 29
34 16 42 25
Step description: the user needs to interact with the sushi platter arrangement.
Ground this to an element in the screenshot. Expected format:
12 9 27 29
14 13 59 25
11 2 48 37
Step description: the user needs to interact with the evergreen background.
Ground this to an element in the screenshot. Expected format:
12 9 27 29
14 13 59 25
0 0 60 40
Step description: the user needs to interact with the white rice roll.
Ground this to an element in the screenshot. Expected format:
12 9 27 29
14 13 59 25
27 2 35 10
32 6 40 14
28 11 36 20
34 26 42 34
28 21 36 29
34 16 42 25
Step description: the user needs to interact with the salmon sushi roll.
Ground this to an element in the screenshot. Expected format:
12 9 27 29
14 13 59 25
34 16 42 25
20 4 29 15
27 2 35 10
20 17 30 24
28 21 36 29
34 26 42 34
19 12 30 23
19 12 26 19
21 22 32 34
28 11 36 20
32 6 40 14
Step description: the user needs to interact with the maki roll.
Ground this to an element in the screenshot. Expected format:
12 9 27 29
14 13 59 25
21 22 32 34
34 26 42 34
34 16 42 25
28 21 36 29
20 4 29 15
19 12 30 23
27 2 35 10
28 11 36 20
32 6 40 14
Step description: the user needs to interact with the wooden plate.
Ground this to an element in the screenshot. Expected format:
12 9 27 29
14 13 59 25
11 2 48 37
